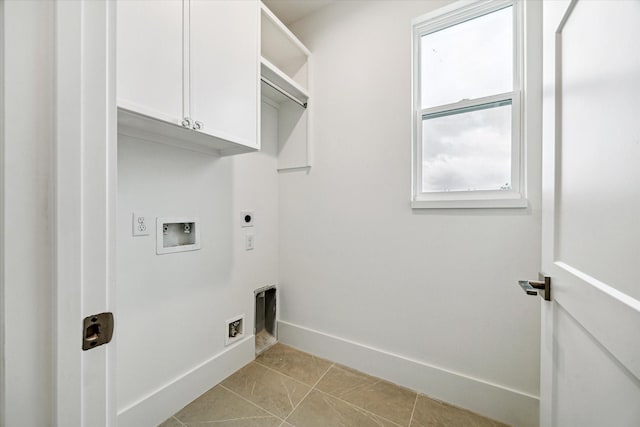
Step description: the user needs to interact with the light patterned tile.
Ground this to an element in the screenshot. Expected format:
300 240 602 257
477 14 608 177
158 416 184 427
287 390 399 427
256 343 332 386
315 365 416 426
221 362 310 419
410 395 509 427
185 418 282 427
173 385 274 425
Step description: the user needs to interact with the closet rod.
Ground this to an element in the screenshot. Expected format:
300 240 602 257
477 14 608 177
261 77 308 109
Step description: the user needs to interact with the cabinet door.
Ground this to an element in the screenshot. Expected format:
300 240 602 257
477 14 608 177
117 0 185 125
190 0 259 148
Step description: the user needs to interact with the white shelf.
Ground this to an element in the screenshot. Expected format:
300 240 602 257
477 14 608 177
260 2 309 88
118 108 257 156
261 57 308 107
260 1 311 171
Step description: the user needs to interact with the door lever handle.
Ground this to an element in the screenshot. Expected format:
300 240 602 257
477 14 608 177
528 280 546 289
517 274 551 301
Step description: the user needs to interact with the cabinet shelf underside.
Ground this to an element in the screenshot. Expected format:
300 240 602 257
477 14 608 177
118 108 257 156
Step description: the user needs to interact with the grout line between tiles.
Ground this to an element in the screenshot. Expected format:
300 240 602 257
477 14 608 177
253 359 326 387
408 393 419 427
324 374 378 397
218 384 285 422
281 362 336 425
168 347 504 427
312 387 405 427
256 357 406 427
187 415 279 425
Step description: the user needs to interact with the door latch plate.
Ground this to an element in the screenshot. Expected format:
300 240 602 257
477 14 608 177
82 312 114 351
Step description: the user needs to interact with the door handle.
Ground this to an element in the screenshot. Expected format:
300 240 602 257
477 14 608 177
518 274 551 301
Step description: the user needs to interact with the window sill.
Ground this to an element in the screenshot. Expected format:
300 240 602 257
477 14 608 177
411 198 528 209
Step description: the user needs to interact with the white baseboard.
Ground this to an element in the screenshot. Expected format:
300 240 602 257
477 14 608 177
278 321 539 427
117 336 254 427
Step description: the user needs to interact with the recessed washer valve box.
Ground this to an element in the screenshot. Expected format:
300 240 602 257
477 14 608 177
156 217 201 254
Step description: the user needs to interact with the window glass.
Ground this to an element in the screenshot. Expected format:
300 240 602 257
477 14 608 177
421 100 512 192
420 6 513 109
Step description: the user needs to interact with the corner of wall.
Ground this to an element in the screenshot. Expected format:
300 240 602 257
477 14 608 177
278 321 540 427
117 335 255 427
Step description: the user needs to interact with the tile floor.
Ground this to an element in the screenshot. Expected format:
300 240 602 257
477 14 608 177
159 343 508 427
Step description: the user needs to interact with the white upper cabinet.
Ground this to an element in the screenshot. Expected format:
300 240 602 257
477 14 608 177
190 0 260 148
117 0 184 126
117 0 259 156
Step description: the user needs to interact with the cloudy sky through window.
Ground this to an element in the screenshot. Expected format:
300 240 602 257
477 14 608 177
421 6 513 192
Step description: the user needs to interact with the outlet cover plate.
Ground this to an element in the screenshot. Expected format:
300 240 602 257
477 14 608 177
132 212 150 236
245 233 255 251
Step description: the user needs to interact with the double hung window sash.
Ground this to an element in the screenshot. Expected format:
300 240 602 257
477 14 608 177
413 0 524 206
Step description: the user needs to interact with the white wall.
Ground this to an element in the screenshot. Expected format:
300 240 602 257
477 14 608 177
278 1 542 426
1 1 54 425
116 102 279 426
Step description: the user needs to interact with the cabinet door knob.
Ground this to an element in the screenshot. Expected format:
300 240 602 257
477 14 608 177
181 117 193 128
193 121 203 131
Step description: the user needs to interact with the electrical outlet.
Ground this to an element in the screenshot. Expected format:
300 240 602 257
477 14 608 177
132 213 150 236
241 211 254 227
245 233 255 251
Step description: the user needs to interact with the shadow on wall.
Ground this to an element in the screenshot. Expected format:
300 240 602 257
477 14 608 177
118 136 234 286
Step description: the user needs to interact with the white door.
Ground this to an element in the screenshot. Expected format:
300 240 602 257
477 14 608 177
54 1 117 425
540 1 640 426
189 0 260 148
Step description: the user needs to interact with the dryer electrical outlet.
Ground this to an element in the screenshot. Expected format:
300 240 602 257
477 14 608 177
241 211 254 227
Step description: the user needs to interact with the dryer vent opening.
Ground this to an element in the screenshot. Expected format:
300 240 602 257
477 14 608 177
255 286 277 355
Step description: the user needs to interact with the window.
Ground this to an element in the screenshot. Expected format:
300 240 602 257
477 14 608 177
412 0 526 208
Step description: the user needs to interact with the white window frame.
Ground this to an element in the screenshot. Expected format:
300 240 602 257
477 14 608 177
411 0 527 209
